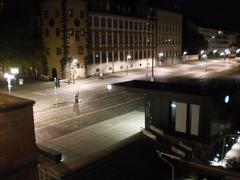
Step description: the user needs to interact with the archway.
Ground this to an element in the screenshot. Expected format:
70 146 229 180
51 68 57 79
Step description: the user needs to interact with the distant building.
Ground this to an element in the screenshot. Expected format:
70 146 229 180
41 0 182 79
198 27 238 53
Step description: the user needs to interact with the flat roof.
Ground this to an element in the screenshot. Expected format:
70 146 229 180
0 93 35 112
114 80 233 96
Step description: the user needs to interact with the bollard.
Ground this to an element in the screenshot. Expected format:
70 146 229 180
74 92 79 103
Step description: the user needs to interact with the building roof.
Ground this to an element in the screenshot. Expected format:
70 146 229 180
114 80 233 97
0 93 35 112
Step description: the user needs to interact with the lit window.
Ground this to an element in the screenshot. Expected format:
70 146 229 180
69 28 74 36
68 9 73 17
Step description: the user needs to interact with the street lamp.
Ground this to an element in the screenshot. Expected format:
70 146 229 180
202 54 208 71
71 58 78 83
157 151 181 180
126 54 131 75
4 73 14 94
106 84 112 97
147 7 157 82
213 49 218 58
183 51 187 63
158 52 163 66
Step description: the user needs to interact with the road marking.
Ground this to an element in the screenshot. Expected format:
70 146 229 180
33 92 47 96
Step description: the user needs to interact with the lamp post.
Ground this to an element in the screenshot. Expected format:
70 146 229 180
183 51 187 63
213 49 218 59
71 58 78 84
147 7 157 82
158 52 163 66
106 84 112 97
4 73 14 94
157 151 181 180
126 55 131 75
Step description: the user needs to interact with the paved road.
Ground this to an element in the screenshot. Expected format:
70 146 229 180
1 59 239 142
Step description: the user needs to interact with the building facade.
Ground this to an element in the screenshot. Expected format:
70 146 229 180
198 27 238 53
41 0 182 79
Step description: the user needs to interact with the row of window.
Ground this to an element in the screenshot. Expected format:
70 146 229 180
89 16 181 33
89 32 181 46
44 9 85 19
45 28 85 40
46 18 82 28
88 50 181 64
45 46 84 56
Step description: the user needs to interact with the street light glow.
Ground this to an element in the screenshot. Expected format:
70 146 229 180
200 50 205 55
72 58 78 65
213 49 218 54
183 51 187 55
127 55 131 59
236 49 240 53
10 68 19 75
159 52 164 57
106 84 112 90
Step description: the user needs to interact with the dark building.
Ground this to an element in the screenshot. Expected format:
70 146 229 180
115 80 240 178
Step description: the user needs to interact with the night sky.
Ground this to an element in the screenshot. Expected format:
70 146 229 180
0 0 239 32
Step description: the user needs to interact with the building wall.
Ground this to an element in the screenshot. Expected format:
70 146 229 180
198 27 238 53
42 0 182 78
42 0 88 79
0 94 38 179
156 10 182 61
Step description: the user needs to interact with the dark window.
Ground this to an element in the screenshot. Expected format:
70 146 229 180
78 47 83 54
56 47 62 55
95 32 99 45
120 51 123 61
114 33 118 44
88 52 93 64
107 18 112 28
94 17 99 27
114 51 118 61
108 51 112 61
69 28 74 36
139 51 142 59
125 34 128 45
135 51 138 59
119 20 123 29
119 33 123 44
80 10 85 18
102 52 107 62
56 28 60 36
45 29 49 37
129 21 133 29
68 9 73 17
80 29 85 36
125 20 128 29
139 22 142 30
75 31 80 41
130 34 133 45
89 16 92 26
108 32 112 45
95 52 100 64
101 32 106 45
74 19 80 26
49 19 55 27
134 35 138 45
113 19 118 28
144 50 146 58
101 17 106 27
55 9 60 18
134 22 138 30
44 10 48 18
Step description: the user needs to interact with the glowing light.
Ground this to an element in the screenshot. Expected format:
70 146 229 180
127 55 131 59
10 68 19 75
171 103 176 108
200 50 205 55
183 51 187 55
213 49 217 54
159 52 164 57
224 95 230 103
106 84 112 90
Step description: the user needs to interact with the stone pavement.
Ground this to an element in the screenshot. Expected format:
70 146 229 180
38 110 144 178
